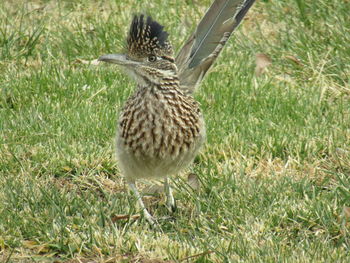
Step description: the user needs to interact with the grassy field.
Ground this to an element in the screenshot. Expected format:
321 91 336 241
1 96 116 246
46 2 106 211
1 0 350 262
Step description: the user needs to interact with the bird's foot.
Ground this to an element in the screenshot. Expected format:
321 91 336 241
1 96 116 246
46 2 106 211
164 177 177 213
142 208 160 228
166 196 177 213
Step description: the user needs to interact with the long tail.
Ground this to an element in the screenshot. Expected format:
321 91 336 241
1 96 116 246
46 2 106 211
176 0 256 94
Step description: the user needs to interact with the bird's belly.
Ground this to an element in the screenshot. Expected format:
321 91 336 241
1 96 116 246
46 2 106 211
116 139 202 180
116 120 205 180
116 89 205 180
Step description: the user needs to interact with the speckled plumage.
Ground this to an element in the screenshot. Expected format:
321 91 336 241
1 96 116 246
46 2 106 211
117 81 205 180
117 15 205 181
99 1 256 224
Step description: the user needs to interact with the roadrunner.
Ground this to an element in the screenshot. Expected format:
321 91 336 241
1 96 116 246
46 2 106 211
99 0 255 225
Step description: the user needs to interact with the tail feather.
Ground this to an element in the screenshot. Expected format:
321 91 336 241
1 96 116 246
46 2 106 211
176 0 256 93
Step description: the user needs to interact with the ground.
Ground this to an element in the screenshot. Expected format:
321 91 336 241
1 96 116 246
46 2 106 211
0 0 349 262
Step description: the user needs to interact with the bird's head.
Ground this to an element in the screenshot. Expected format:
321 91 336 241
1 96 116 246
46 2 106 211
99 15 177 86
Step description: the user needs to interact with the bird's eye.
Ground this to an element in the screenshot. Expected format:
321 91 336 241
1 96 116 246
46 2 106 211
148 55 157 62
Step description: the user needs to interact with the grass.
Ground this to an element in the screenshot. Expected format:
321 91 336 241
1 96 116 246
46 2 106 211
0 0 349 262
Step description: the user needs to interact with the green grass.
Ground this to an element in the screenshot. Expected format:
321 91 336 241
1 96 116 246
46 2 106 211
1 0 350 262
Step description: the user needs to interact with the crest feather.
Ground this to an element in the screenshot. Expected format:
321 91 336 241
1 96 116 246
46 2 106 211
127 14 172 56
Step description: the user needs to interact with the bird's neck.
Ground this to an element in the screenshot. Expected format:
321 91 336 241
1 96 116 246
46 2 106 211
158 75 181 90
137 74 182 93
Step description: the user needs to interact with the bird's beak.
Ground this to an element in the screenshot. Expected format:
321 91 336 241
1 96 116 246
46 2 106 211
98 54 136 66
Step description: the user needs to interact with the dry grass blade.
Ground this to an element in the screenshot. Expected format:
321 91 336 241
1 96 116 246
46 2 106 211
255 53 272 76
73 58 100 65
343 206 350 219
285 55 303 66
179 250 214 261
340 206 350 236
187 173 200 191
111 214 140 222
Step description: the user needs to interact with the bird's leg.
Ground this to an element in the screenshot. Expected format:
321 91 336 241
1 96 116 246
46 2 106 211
128 181 156 225
164 177 176 213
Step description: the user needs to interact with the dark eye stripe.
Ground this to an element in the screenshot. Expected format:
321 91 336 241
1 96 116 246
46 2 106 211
161 56 175 63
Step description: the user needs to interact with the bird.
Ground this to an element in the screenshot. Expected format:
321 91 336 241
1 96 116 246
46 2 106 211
98 0 255 225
